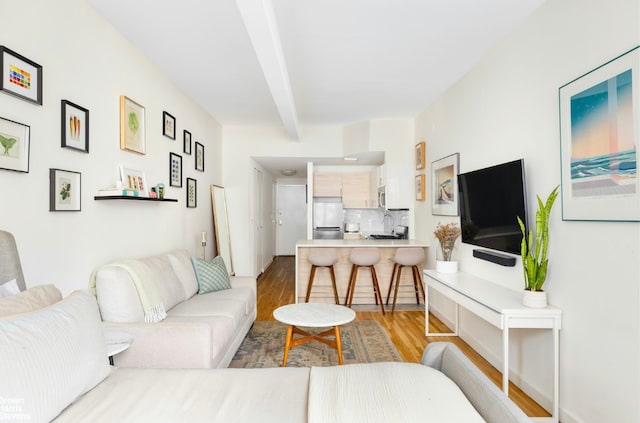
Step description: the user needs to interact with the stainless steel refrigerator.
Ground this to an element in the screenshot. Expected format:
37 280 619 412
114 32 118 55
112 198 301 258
312 197 344 239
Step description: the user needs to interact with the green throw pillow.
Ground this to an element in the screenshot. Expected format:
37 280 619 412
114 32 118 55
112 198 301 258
191 256 231 294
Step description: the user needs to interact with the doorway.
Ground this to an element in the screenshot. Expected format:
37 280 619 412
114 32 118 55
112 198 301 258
276 185 307 256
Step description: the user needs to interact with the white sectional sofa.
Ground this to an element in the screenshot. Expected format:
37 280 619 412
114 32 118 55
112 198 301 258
92 249 256 368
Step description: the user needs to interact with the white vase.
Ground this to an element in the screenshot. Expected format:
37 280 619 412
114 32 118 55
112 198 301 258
523 290 547 308
436 260 458 274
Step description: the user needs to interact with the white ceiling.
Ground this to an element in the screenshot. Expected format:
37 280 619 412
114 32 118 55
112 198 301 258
86 0 545 174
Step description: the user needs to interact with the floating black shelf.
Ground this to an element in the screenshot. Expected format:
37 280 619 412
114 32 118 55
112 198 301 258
94 196 177 202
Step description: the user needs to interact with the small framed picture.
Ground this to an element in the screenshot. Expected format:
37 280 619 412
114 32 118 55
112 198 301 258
183 130 192 154
61 100 89 153
416 141 426 170
0 46 42 105
0 116 30 173
195 141 204 172
170 152 182 187
187 177 197 208
119 166 148 197
163 111 176 140
120 95 146 155
49 169 81 211
415 174 425 201
432 153 460 216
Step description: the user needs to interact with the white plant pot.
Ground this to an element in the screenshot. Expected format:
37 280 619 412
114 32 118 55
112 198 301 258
436 260 458 274
523 290 547 308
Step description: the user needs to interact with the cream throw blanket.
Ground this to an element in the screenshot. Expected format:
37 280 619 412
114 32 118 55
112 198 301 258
89 260 167 323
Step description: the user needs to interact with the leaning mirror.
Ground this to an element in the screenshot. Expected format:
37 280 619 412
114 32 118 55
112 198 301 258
211 184 234 275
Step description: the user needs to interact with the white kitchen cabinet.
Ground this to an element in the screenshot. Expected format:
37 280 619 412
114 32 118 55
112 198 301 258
313 173 342 197
342 173 371 208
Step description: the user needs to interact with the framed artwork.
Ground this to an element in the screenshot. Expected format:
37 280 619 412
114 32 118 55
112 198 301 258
0 116 30 173
559 46 639 221
61 100 89 153
183 130 192 154
49 169 81 212
431 153 460 216
119 166 148 197
195 141 204 171
415 174 425 201
187 177 197 208
416 141 426 170
170 152 182 187
120 96 146 154
163 111 176 140
0 46 42 105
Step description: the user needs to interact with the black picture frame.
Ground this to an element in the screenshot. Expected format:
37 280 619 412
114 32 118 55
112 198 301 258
183 130 192 154
187 177 197 208
163 111 176 140
0 116 30 173
0 46 42 105
61 100 89 153
49 168 81 212
170 152 182 187
195 141 204 172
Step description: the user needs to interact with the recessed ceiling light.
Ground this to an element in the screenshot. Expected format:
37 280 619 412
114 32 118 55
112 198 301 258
281 169 297 176
343 157 358 161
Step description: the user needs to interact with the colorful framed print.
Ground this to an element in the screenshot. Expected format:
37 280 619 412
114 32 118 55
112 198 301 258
415 174 425 201
195 141 204 172
559 46 639 221
163 111 176 140
49 169 81 211
170 152 182 187
61 100 89 153
416 141 426 170
187 177 197 208
431 153 460 216
183 130 192 155
119 166 148 197
0 116 30 173
120 95 146 155
0 46 42 105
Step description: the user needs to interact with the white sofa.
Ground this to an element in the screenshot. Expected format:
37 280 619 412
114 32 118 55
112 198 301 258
0 290 531 423
92 249 256 368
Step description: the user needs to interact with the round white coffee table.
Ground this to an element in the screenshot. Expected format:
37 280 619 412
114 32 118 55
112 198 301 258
273 303 356 367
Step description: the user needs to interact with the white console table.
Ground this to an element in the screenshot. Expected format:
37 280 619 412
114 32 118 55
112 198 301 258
423 270 562 423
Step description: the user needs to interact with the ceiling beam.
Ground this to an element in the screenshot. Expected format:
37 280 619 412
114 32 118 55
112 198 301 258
236 0 300 141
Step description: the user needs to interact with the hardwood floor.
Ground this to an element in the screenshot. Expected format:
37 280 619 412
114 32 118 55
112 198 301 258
256 256 550 418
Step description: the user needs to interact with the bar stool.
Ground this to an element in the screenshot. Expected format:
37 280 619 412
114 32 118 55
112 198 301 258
385 247 425 313
345 248 385 315
305 248 340 304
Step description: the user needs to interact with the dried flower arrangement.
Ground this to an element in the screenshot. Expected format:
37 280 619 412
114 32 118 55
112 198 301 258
433 223 461 262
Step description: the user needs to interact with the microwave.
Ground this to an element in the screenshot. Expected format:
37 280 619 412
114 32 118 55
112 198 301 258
377 186 386 208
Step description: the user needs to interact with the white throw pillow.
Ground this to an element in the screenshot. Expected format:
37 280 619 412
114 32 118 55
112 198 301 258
0 278 20 297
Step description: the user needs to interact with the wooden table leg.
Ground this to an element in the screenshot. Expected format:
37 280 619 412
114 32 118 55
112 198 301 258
282 325 293 367
334 325 343 365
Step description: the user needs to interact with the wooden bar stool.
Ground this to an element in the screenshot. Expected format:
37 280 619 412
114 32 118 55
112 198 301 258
305 248 340 304
386 247 425 313
345 248 385 315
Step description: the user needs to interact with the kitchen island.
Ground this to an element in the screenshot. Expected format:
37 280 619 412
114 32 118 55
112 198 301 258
295 239 430 308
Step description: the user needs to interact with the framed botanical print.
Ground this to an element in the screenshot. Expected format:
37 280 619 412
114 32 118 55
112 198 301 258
415 174 425 201
163 111 176 140
183 129 192 154
49 169 81 211
0 116 30 173
170 152 182 187
187 177 197 208
416 141 426 170
120 95 146 154
61 100 89 153
195 141 204 172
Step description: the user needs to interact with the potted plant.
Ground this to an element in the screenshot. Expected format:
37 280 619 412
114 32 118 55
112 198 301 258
517 186 559 308
434 222 461 273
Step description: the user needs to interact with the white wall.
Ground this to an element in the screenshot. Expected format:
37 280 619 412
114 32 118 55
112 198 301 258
414 0 639 421
0 0 223 294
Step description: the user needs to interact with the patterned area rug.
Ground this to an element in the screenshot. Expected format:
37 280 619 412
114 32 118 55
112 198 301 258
229 320 403 368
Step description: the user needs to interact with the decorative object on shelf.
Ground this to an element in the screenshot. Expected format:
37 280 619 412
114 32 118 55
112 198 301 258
415 141 425 170
187 177 197 208
95 187 139 197
170 152 182 187
559 46 639 222
120 95 146 154
49 168 81 212
162 111 176 140
434 222 461 273
415 174 425 201
119 166 148 197
431 153 460 216
195 142 204 171
517 186 559 308
61 100 89 153
183 130 192 154
0 116 30 173
156 183 165 200
0 46 42 105
200 231 206 259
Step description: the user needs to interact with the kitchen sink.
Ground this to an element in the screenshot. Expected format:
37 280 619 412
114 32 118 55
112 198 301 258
368 234 402 240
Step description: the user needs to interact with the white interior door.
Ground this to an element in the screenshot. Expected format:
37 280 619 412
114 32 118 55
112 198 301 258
253 168 263 275
277 185 307 255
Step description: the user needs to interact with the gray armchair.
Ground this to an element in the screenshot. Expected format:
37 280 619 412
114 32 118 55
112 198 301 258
0 230 26 291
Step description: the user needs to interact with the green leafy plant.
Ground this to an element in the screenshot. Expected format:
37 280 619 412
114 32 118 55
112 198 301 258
517 186 559 292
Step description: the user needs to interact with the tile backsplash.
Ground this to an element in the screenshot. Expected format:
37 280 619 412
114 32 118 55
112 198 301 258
344 208 409 236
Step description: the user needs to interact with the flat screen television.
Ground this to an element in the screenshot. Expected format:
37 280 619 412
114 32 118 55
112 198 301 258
457 159 528 256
